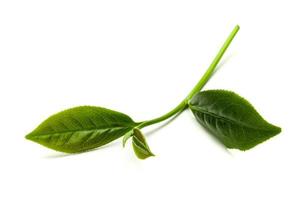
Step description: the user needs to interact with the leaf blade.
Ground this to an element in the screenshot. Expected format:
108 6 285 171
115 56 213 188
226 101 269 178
189 90 281 150
132 128 154 159
26 106 138 153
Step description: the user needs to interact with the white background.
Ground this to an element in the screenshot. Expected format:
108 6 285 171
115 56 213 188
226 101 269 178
0 0 307 199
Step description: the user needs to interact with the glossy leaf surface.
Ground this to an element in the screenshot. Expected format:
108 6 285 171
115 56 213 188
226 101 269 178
189 90 281 150
26 106 138 153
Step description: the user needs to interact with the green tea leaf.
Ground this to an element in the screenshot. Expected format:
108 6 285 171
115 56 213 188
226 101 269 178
122 130 133 147
189 90 281 150
132 128 154 159
26 106 138 153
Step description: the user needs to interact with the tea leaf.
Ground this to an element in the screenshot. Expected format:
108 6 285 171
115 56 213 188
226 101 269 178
26 106 138 153
189 90 281 150
122 130 133 147
132 128 154 159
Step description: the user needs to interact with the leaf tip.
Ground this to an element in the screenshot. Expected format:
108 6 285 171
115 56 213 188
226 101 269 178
273 125 282 137
134 149 155 160
276 126 282 133
268 123 282 137
25 133 34 141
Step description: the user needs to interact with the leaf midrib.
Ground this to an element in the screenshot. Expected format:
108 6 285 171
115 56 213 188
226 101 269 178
189 105 275 131
30 123 137 138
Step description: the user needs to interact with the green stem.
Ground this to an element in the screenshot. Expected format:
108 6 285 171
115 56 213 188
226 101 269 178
186 25 240 100
138 25 240 129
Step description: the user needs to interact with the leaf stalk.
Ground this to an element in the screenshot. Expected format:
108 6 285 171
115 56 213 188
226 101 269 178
138 25 240 129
